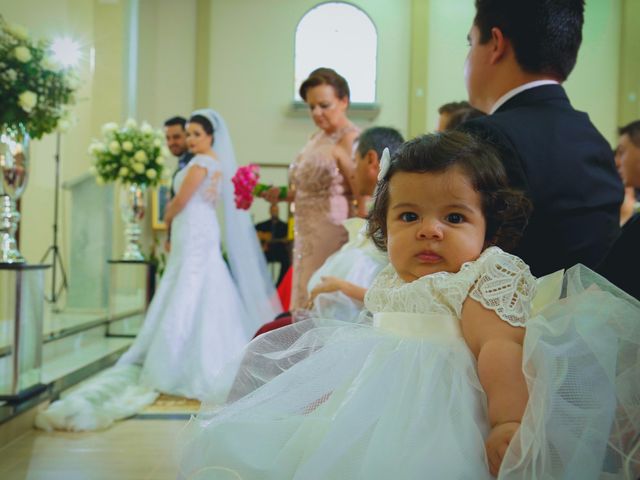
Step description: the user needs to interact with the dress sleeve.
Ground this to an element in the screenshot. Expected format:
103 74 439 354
190 154 214 172
468 248 537 327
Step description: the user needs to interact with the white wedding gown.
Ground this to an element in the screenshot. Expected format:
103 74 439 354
36 154 255 431
117 153 251 397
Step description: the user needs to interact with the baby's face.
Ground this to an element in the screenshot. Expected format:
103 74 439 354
385 167 487 282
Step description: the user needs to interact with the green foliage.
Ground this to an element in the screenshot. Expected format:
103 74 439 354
0 16 77 140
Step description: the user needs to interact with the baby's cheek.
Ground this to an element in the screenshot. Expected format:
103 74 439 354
385 236 403 271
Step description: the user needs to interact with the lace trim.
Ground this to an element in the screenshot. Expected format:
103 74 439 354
365 247 536 327
469 251 536 327
204 171 222 203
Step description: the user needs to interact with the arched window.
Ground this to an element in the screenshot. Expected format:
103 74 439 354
294 2 377 104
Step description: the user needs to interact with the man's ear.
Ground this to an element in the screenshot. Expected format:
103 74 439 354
366 149 379 169
489 27 508 65
367 150 380 179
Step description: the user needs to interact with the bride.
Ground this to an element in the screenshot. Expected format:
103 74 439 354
36 109 281 431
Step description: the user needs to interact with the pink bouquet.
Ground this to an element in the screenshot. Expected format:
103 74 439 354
232 164 269 210
232 164 288 210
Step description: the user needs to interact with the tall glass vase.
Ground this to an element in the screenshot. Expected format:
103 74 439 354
0 125 29 264
119 183 147 261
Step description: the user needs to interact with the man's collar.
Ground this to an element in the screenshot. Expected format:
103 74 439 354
489 80 559 114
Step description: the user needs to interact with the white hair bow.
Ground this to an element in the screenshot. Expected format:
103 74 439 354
377 147 391 181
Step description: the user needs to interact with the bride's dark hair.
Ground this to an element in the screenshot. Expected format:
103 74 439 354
189 114 215 145
368 131 532 253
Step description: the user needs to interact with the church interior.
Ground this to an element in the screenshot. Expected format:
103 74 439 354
0 0 638 478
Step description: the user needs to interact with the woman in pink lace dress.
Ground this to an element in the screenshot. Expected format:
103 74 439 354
263 68 360 310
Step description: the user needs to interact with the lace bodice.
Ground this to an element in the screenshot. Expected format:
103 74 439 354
365 247 536 327
289 125 359 199
174 153 222 206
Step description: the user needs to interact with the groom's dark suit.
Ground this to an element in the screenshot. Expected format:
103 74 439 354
460 84 623 276
170 152 194 197
597 213 640 300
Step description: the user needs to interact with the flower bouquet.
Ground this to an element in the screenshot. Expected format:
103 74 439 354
89 119 168 260
88 119 167 186
0 16 78 139
232 164 287 210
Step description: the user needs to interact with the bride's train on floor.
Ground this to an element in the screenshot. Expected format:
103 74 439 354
35 365 157 431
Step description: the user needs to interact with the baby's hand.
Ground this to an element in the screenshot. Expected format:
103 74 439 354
485 421 519 477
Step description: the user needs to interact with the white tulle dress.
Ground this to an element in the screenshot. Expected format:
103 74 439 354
179 247 640 479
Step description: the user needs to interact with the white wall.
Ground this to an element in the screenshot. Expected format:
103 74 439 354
564 1 621 144
425 0 475 132
136 0 197 127
207 0 412 223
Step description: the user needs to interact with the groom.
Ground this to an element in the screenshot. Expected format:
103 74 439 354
459 0 623 277
163 116 193 251
163 116 194 197
598 120 640 300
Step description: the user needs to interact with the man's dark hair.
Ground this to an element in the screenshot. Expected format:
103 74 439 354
473 0 585 81
438 101 471 115
619 120 640 148
368 131 531 252
164 116 187 129
357 127 404 159
299 68 350 102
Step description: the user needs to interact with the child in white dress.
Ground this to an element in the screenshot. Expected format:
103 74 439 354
179 131 640 479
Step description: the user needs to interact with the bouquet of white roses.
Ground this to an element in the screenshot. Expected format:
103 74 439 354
0 16 78 139
89 119 167 187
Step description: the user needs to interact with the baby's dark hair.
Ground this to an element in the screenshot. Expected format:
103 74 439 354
367 131 531 252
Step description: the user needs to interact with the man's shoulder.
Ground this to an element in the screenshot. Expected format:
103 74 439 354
255 220 271 230
458 113 502 134
460 93 603 150
457 115 517 155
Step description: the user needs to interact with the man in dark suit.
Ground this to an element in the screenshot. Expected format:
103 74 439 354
163 116 194 251
163 116 194 197
459 0 623 276
598 120 640 300
255 204 290 286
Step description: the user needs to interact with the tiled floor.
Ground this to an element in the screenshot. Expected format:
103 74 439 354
0 418 187 479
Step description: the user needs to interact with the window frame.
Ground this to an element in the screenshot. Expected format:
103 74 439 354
291 1 380 118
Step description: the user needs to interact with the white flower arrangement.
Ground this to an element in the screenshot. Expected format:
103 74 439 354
0 15 78 139
89 119 167 187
